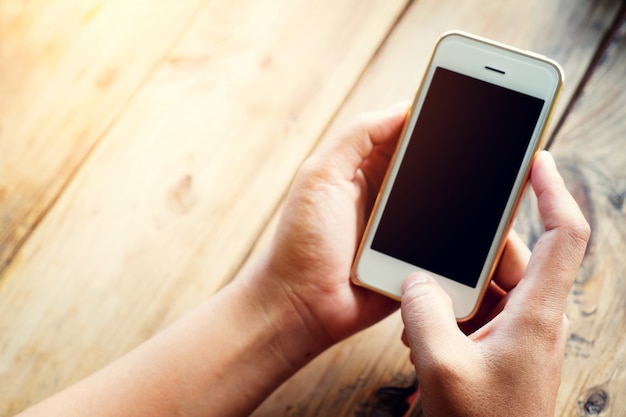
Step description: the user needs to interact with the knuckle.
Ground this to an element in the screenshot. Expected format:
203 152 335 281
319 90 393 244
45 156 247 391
415 349 466 386
546 217 589 246
518 308 568 346
295 157 331 189
565 217 591 246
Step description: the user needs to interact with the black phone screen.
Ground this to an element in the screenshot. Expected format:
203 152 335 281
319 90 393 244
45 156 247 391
371 67 544 288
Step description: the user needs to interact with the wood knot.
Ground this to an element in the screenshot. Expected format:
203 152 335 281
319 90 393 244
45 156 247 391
356 375 417 417
578 386 609 415
166 174 197 215
95 67 118 89
608 192 625 211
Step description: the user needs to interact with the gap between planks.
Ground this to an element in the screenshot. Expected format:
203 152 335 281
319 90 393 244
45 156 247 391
546 1 626 149
227 0 626 292
219 1 416 291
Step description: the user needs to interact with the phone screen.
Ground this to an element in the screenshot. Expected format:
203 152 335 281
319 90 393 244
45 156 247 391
371 67 544 288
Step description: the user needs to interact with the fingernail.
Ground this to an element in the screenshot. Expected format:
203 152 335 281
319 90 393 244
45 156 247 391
402 271 431 294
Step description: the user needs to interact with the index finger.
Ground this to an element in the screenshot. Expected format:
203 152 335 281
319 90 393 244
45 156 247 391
492 230 531 292
508 151 590 317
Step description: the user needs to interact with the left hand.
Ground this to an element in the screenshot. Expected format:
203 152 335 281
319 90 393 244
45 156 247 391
259 104 408 347
15 105 409 417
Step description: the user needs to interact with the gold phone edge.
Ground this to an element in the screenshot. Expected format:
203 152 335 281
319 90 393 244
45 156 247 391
350 31 565 321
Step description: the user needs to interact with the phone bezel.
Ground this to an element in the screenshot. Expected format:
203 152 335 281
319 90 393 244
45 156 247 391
351 31 563 321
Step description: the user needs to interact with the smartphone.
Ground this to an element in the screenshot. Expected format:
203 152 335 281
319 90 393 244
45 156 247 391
351 31 563 321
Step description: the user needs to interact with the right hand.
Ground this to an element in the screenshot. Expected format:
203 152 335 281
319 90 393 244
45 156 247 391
401 151 590 417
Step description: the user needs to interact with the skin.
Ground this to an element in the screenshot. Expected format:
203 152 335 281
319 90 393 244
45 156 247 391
17 104 589 417
401 151 590 416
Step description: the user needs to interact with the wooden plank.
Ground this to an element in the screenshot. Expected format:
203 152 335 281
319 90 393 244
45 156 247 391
516 15 626 416
250 0 623 415
0 0 409 414
323 0 622 140
0 0 209 272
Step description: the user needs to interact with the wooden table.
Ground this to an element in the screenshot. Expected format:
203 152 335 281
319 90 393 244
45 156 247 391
2 1 625 415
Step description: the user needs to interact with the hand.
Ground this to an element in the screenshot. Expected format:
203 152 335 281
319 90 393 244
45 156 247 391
400 151 590 417
16 105 409 417
256 104 408 349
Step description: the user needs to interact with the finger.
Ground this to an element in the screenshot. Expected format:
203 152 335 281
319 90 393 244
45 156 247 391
359 135 399 183
508 151 590 316
492 230 531 291
400 329 416 365
401 328 409 347
459 281 506 334
401 272 469 374
316 102 409 180
460 231 531 335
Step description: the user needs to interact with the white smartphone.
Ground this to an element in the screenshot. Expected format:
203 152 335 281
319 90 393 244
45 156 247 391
351 31 563 321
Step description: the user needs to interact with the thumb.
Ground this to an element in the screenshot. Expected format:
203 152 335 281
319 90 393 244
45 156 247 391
401 272 468 372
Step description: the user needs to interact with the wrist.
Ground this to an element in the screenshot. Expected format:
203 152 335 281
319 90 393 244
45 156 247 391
145 258 336 417
236 256 334 372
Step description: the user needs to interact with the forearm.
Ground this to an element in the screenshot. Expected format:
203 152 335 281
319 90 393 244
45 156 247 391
17 105 406 417
18 259 329 417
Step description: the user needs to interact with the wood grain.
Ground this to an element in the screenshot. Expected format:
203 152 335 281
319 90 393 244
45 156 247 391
0 0 208 272
2 0 625 416
251 0 624 415
322 0 623 142
0 0 409 414
521 16 626 416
